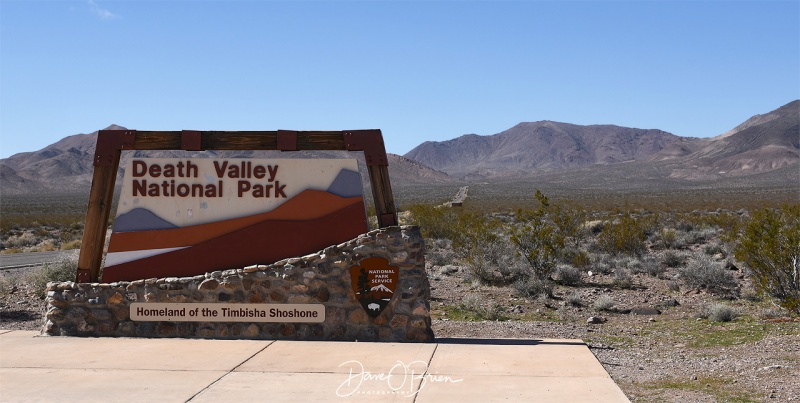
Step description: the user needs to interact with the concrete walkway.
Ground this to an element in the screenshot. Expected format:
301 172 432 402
0 329 629 402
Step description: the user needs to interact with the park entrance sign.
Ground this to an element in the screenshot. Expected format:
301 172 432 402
76 129 398 283
103 157 368 282
56 129 435 342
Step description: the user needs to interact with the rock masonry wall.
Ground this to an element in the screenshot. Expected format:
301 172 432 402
43 226 434 342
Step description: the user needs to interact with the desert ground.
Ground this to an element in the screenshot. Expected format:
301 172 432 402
1 187 798 402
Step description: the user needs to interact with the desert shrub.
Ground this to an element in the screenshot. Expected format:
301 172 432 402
667 280 681 292
614 256 640 272
459 293 483 313
481 302 505 321
568 249 591 268
591 259 613 275
640 256 665 277
59 239 82 251
679 227 717 246
612 268 634 289
585 220 605 235
596 212 647 256
662 250 686 268
678 255 737 296
656 228 680 249
703 242 725 257
514 276 553 299
0 275 15 296
2 231 40 249
554 264 582 286
760 307 788 319
410 205 524 284
466 234 526 285
593 295 615 311
675 220 694 232
28 252 79 295
697 303 740 322
426 239 455 266
565 291 584 307
458 294 505 320
734 205 800 314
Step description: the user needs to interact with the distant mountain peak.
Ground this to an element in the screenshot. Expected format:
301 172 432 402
405 120 683 178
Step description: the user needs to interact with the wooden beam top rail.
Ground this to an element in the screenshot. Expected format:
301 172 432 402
125 130 359 151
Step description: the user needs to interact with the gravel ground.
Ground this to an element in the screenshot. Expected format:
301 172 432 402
427 263 800 403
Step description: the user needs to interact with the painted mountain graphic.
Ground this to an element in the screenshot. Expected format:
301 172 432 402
326 169 363 198
370 284 393 293
113 208 179 232
102 189 368 282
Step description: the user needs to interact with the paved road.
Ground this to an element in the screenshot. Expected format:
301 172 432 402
443 186 469 207
0 250 76 270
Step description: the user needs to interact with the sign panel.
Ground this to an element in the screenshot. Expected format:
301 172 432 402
130 303 325 322
103 158 368 282
349 257 399 317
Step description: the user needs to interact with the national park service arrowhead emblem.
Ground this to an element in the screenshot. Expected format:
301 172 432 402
349 257 399 317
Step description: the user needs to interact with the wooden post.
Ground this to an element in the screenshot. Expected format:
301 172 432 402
76 130 134 282
368 165 399 227
76 129 397 283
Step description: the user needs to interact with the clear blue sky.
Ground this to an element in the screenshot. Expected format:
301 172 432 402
1 0 798 158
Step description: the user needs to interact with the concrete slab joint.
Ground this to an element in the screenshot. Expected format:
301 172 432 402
43 226 434 342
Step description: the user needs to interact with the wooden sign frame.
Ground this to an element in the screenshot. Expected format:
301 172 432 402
76 129 397 283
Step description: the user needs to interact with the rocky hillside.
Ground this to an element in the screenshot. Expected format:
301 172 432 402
653 100 799 180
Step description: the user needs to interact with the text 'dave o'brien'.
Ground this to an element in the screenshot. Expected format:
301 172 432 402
130 303 325 323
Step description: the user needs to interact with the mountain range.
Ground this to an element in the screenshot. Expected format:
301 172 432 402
1 100 797 196
404 100 799 182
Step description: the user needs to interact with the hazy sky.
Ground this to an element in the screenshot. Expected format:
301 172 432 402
1 0 798 158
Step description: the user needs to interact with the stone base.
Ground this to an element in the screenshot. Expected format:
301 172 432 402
44 226 434 342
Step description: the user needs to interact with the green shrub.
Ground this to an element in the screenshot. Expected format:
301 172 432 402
734 205 800 314
550 203 588 248
407 204 461 240
510 190 561 288
657 228 679 249
569 249 592 268
596 212 647 256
